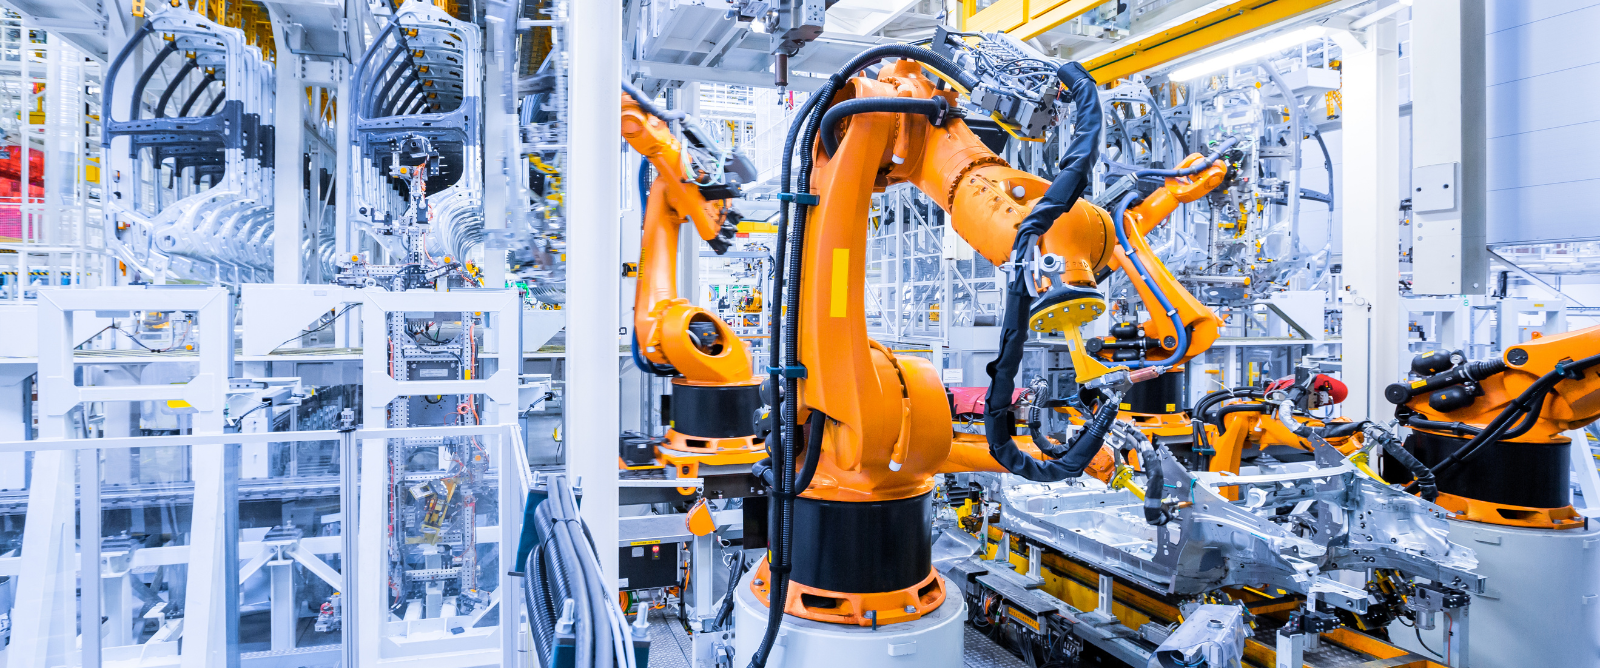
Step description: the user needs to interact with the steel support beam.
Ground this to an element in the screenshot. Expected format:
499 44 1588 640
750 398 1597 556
1083 0 1341 83
1336 19 1401 420
272 11 305 284
633 60 827 93
482 1 517 289
967 0 1108 42
569 0 623 588
270 559 295 650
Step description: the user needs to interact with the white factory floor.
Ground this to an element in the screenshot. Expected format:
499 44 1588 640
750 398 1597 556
643 608 1027 668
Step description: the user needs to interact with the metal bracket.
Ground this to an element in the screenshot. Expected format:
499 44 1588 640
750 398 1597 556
768 365 808 379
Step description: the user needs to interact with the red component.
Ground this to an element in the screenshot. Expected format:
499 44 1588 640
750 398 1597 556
1266 374 1348 406
949 386 1026 417
1129 367 1165 384
1311 373 1348 404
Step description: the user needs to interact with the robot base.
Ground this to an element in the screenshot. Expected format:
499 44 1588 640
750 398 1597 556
732 569 966 668
1387 518 1600 667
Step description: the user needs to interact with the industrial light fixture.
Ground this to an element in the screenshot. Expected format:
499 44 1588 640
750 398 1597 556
1170 25 1328 82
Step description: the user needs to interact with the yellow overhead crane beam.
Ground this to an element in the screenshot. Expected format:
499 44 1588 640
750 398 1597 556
963 0 1110 41
1082 0 1341 83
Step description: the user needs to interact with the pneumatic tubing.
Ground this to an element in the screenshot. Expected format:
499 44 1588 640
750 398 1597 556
1132 135 1242 180
819 97 948 157
1418 352 1600 482
1111 191 1188 369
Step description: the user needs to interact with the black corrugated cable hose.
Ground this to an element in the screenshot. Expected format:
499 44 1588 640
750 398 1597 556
525 539 557 666
1193 387 1264 426
982 61 1113 482
712 552 750 631
1376 429 1438 502
819 97 949 157
622 79 685 121
558 475 616 668
1211 403 1271 427
545 482 596 668
1402 416 1483 437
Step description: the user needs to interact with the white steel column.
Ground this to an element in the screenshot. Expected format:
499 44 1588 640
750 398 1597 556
568 0 622 587
335 59 355 347
103 1 138 285
269 558 295 650
1410 0 1487 296
273 12 306 284
8 447 78 665
0 368 29 489
176 296 230 668
1336 21 1401 420
43 40 83 250
13 305 87 667
335 58 352 260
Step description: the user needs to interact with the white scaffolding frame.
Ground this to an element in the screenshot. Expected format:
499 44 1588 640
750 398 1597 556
357 287 523 666
17 286 230 667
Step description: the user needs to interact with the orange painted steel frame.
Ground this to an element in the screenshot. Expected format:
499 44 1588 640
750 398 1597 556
620 93 752 384
756 61 1228 627
1404 324 1600 529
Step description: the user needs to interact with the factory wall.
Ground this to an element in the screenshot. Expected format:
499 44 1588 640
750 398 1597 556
1484 0 1600 244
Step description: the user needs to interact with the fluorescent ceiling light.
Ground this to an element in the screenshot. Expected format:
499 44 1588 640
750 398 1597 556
1170 26 1327 82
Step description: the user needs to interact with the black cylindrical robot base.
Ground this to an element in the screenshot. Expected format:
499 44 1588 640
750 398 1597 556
1400 430 1571 509
669 379 761 439
1124 371 1185 414
788 492 933 594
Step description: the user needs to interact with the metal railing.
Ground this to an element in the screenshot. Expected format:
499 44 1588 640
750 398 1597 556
0 421 529 668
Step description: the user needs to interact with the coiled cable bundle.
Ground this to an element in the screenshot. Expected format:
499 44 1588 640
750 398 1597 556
523 474 636 667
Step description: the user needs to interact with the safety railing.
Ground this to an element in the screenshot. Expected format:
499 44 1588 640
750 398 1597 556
0 421 529 668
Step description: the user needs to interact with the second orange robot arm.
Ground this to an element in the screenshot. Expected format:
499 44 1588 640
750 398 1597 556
1105 154 1231 366
621 92 751 383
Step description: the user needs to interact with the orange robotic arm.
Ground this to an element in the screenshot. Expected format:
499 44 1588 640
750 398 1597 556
790 59 1234 501
794 61 1240 500
788 60 1123 504
1099 156 1231 366
1387 324 1600 527
620 92 751 383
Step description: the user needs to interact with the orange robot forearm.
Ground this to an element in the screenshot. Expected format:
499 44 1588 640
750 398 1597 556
1103 156 1229 367
622 94 751 383
1407 324 1600 441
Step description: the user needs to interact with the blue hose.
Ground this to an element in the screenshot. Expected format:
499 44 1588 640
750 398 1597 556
1103 135 1242 367
630 331 677 376
1112 191 1188 369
